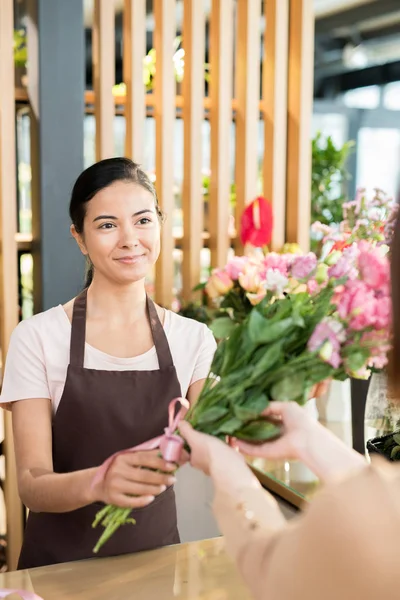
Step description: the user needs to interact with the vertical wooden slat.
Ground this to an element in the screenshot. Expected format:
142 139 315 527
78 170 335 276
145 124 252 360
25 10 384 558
235 0 262 252
93 0 115 161
262 0 289 251
0 0 24 570
209 0 234 269
123 0 146 163
154 0 176 307
286 0 315 250
181 0 205 301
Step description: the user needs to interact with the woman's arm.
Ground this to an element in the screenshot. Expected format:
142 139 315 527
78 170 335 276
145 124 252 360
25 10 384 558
13 399 178 513
13 398 97 512
179 421 396 600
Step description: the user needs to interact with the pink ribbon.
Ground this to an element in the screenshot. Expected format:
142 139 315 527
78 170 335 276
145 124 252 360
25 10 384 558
92 397 189 488
0 591 43 599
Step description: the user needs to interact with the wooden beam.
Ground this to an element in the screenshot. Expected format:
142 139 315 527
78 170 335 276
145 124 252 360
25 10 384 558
93 0 115 160
123 0 146 163
153 0 176 307
209 0 234 269
181 0 205 301
286 0 315 250
0 0 24 571
262 0 289 251
234 0 262 252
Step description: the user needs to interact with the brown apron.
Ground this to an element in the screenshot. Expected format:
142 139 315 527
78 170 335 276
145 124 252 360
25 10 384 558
18 290 182 569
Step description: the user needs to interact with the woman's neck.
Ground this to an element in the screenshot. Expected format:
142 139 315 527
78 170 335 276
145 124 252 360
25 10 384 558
87 276 148 325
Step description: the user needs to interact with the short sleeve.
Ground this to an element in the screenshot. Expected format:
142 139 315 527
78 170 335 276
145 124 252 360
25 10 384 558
190 326 217 386
0 320 51 403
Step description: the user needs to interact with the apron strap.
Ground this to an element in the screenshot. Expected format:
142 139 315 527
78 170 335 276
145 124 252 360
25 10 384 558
69 289 88 367
146 297 174 370
70 290 174 370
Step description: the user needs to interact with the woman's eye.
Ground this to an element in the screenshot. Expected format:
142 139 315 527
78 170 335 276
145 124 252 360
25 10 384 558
137 217 151 225
99 222 116 229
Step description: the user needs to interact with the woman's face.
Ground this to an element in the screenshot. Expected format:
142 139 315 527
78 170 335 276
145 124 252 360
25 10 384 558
72 181 161 285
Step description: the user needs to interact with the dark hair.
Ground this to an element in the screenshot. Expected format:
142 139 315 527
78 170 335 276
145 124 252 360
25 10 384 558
69 157 163 287
389 211 400 396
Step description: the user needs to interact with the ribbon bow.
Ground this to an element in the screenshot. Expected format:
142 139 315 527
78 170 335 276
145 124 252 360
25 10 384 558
0 591 43 600
92 397 189 487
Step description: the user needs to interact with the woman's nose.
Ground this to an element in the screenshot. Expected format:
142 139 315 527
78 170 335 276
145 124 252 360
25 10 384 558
119 224 139 247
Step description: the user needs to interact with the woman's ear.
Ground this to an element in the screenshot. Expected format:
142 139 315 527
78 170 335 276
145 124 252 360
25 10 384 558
70 224 88 256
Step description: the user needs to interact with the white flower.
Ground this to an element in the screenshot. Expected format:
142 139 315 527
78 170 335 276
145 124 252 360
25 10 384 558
323 317 346 342
264 268 288 295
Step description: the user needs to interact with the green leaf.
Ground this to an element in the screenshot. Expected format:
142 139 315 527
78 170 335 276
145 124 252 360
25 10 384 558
391 445 400 460
248 312 294 345
235 419 281 442
393 434 400 446
270 373 305 402
213 416 244 436
345 349 370 373
195 406 229 426
234 391 269 421
210 317 237 340
250 343 283 382
220 324 244 375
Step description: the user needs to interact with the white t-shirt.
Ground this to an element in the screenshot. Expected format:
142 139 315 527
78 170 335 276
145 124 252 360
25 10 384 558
0 306 217 414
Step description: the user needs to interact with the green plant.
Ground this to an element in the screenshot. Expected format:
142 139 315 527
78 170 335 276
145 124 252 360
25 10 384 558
311 133 354 227
14 29 27 68
202 173 236 207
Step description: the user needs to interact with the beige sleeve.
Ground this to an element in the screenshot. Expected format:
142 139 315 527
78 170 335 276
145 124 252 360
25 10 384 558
213 459 399 600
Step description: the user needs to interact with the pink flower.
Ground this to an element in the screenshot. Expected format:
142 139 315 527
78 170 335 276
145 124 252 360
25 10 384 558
225 256 248 280
374 296 392 329
246 289 267 306
358 245 390 290
307 279 320 295
205 270 234 299
291 253 317 280
239 266 261 293
262 253 289 276
336 280 377 331
308 318 344 368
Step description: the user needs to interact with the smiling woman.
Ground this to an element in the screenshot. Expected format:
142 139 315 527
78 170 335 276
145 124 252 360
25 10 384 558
0 157 217 569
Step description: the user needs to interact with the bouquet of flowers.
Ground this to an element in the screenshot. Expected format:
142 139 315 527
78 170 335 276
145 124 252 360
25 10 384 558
312 188 398 250
93 239 392 551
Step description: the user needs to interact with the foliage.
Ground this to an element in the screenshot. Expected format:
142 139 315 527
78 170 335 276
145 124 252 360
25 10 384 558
14 29 27 68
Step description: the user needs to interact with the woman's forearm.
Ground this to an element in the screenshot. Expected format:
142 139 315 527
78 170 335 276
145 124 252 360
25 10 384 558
18 466 98 513
297 421 367 484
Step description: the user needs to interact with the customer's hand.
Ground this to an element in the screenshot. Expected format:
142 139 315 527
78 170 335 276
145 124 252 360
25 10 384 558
179 422 258 491
92 449 178 509
232 401 319 461
232 401 366 484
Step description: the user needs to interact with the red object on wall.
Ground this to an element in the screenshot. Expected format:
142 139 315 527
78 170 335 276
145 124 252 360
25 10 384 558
240 196 273 248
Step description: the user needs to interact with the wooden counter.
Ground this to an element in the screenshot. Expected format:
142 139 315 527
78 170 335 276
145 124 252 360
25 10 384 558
0 537 251 599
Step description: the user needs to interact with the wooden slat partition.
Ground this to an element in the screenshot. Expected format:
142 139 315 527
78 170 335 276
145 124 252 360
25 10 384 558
153 0 176 307
209 0 234 269
0 0 24 571
234 0 262 252
181 0 205 301
262 0 289 251
286 0 315 250
93 0 116 161
123 0 146 163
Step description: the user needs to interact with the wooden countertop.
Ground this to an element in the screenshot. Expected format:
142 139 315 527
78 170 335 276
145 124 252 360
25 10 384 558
0 538 251 599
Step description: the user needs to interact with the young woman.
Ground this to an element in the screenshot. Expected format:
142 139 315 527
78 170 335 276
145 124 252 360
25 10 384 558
0 158 216 569
179 213 400 599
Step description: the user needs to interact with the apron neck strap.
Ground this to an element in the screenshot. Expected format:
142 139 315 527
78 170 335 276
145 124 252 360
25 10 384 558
70 289 173 370
146 296 174 370
70 289 88 367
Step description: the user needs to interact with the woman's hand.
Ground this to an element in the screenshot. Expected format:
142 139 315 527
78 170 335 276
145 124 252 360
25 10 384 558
92 449 178 509
232 401 319 461
233 402 367 484
179 422 259 492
